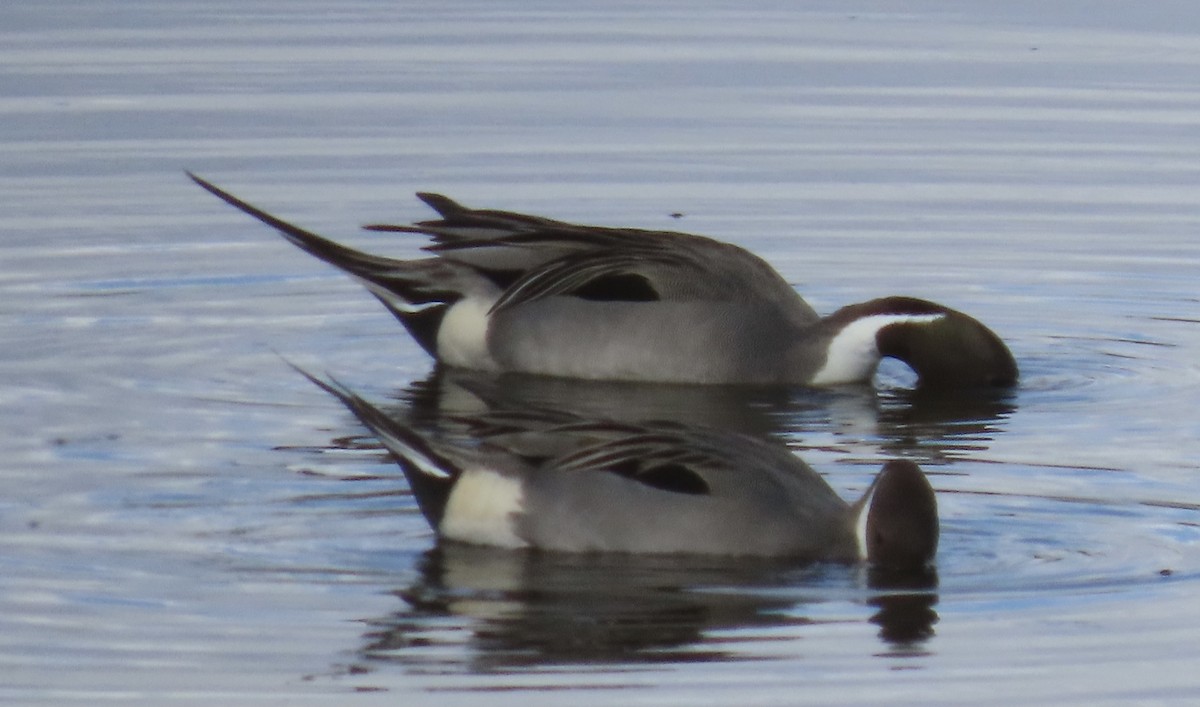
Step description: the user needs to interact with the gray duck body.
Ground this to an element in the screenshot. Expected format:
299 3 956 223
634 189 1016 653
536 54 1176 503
300 369 940 570
191 173 1018 389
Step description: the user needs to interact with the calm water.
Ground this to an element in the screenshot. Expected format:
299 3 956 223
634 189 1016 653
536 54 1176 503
4 1 1200 704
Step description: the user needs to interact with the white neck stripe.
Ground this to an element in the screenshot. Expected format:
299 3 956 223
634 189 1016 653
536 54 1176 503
810 313 944 385
854 483 877 560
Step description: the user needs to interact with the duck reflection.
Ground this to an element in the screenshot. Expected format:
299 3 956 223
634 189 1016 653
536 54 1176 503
292 365 947 669
866 566 941 649
356 544 938 671
390 366 1016 464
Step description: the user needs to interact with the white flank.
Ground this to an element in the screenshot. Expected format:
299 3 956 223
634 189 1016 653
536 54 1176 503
810 313 944 385
436 297 496 369
439 469 528 548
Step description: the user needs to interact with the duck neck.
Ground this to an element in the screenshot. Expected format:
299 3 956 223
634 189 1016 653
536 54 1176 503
808 307 944 386
815 297 1018 389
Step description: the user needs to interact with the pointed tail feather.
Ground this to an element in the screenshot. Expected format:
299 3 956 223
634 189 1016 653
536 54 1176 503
188 172 399 278
288 362 458 526
362 191 575 245
188 172 464 355
415 192 471 217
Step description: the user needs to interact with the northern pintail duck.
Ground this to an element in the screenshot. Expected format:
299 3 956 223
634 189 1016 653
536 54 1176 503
299 369 940 570
191 174 1017 389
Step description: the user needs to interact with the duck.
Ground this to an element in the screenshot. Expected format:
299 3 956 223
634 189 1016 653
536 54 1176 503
189 173 1017 389
296 367 940 570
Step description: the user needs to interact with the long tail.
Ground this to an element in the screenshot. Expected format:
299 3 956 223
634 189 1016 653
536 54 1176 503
289 362 458 527
188 172 463 355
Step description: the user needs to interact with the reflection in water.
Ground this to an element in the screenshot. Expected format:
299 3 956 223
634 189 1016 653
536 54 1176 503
866 566 940 649
355 544 938 672
874 386 1019 465
389 366 1016 465
308 365 1010 672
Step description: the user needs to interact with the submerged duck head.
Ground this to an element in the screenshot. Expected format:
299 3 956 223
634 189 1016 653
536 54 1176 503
829 296 1018 390
854 459 940 571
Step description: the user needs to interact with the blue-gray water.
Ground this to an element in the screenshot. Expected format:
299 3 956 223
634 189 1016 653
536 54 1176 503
4 2 1200 704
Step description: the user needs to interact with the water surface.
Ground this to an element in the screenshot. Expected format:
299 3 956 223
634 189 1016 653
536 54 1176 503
3 1 1200 704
